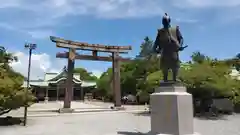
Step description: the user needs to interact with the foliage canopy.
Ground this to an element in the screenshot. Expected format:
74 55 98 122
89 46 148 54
74 68 98 81
0 46 35 115
96 37 240 105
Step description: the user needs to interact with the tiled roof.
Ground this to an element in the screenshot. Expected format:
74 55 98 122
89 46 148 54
22 80 96 88
22 81 49 87
22 69 96 88
45 69 81 82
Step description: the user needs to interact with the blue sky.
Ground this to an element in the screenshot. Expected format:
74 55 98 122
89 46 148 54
0 0 240 79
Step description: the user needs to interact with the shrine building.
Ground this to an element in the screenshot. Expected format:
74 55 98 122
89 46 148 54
22 68 96 101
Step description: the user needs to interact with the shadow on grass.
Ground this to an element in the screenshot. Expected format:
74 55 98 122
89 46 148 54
0 116 23 126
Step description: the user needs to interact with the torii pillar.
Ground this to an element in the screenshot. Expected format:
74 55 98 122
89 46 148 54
59 48 75 113
112 52 121 107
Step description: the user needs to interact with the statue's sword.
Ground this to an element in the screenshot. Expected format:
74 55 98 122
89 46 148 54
179 45 188 51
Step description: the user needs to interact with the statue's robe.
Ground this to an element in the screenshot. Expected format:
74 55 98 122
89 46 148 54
153 26 183 70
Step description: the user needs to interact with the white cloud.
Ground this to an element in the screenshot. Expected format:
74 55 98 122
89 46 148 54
173 0 240 8
0 0 20 9
0 22 17 31
0 0 166 40
0 0 239 37
171 0 240 23
91 70 103 78
0 0 163 39
1 0 239 21
10 51 66 80
27 30 55 39
0 0 165 19
94 0 164 18
0 22 55 39
9 51 103 80
175 18 198 23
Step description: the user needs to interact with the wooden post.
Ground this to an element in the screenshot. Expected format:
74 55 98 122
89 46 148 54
80 85 84 101
45 88 48 97
56 85 59 101
72 86 75 100
64 48 75 108
112 52 121 107
45 87 49 102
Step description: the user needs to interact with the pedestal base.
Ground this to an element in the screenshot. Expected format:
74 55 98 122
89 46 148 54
150 83 195 135
44 97 49 103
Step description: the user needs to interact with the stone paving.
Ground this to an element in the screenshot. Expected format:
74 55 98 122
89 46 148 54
2 101 111 117
30 101 108 110
2 101 147 117
1 101 240 135
1 111 240 135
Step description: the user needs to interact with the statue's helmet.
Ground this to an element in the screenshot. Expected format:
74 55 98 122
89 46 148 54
162 13 171 26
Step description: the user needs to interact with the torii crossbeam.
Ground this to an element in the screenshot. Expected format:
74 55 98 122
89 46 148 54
50 36 132 110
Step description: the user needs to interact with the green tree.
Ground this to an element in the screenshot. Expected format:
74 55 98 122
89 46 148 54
120 62 138 95
96 68 113 101
97 37 161 103
137 36 154 58
0 46 35 115
220 53 240 71
191 51 208 64
97 37 240 107
0 46 18 68
234 53 240 71
179 58 240 102
74 68 98 81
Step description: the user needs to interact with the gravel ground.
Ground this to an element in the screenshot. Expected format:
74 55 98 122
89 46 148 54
0 111 240 135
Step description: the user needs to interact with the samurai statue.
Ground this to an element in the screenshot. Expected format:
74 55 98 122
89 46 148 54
153 13 187 82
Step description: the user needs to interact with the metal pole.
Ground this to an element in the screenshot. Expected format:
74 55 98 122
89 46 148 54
23 48 32 126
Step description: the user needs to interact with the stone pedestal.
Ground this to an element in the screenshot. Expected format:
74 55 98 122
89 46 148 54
150 82 198 135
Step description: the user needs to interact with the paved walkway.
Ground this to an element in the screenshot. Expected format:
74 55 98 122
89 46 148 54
29 101 147 111
2 101 147 117
29 101 108 111
1 111 240 135
84 101 148 110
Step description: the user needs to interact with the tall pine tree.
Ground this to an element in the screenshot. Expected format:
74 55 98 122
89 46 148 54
235 53 240 71
137 36 154 59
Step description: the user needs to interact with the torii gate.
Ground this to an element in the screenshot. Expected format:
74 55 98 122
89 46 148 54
50 36 132 110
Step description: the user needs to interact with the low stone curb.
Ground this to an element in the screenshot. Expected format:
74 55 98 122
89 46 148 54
2 110 148 118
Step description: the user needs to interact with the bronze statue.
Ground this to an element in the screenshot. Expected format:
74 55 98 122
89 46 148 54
153 13 187 82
